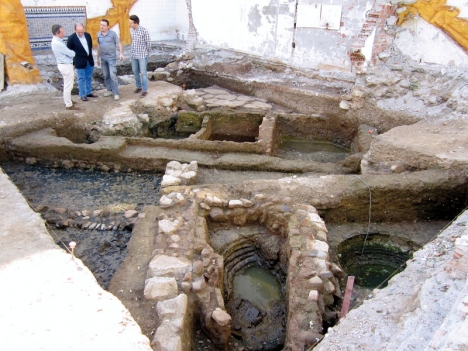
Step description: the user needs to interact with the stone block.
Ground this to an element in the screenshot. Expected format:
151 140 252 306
308 290 319 301
192 277 206 292
102 105 139 129
124 210 138 218
319 271 334 279
158 218 182 234
166 169 183 177
308 213 328 232
180 171 197 185
153 71 169 80
329 263 345 278
144 277 178 300
212 308 231 326
161 97 173 107
240 198 254 207
301 250 328 259
323 279 336 294
302 257 328 272
192 260 204 275
161 175 181 188
289 235 303 249
315 230 328 242
307 240 329 255
167 160 182 170
306 276 324 293
149 255 192 277
209 207 227 222
298 267 315 279
228 200 243 208
141 81 182 108
160 195 174 207
152 324 183 351
157 294 188 321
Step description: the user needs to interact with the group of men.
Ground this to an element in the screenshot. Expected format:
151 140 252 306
51 15 151 110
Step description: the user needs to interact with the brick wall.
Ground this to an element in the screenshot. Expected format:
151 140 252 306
350 4 396 70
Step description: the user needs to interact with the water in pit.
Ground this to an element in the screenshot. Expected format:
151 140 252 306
233 264 283 310
338 234 415 291
226 263 286 351
276 137 350 162
346 263 404 289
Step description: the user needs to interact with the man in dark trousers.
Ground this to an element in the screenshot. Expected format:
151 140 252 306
67 23 97 101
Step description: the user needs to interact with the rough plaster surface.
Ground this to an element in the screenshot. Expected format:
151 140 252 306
0 169 152 351
193 0 375 69
394 18 468 68
18 0 468 71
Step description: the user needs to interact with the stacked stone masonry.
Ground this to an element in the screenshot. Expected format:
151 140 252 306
144 161 343 350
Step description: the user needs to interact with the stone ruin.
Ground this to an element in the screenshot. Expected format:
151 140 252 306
132 160 344 350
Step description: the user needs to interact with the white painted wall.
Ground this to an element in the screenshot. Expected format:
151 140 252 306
19 0 468 69
20 0 189 41
191 0 371 69
393 17 468 68
447 0 468 19
193 0 279 55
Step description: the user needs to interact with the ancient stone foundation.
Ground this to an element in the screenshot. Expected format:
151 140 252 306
138 161 344 350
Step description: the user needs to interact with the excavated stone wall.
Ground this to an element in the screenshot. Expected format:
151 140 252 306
133 160 344 350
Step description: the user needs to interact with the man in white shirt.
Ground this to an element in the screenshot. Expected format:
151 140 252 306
51 24 78 110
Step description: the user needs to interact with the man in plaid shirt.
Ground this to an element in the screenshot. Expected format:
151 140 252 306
129 15 151 97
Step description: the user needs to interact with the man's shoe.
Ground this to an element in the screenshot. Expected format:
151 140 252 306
66 105 79 110
103 91 113 97
81 96 89 101
141 91 148 97
134 88 142 94
87 93 98 98
114 94 120 101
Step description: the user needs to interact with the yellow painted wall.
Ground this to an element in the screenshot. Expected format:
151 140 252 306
398 0 468 52
0 0 42 85
87 0 139 47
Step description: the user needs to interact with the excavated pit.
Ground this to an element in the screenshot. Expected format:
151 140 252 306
210 224 287 350
1 162 162 289
2 58 468 351
338 234 416 289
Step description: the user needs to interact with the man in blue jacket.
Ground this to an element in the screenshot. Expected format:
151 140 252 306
67 23 97 101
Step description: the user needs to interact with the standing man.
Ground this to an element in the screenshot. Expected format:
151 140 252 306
129 15 151 97
51 24 77 110
97 19 125 101
67 23 97 101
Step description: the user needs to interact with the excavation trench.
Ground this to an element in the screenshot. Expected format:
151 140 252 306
1 67 468 350
1 160 464 350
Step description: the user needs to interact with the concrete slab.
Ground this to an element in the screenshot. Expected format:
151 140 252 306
0 168 152 351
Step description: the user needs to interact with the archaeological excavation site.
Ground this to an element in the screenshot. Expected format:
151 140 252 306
1 1 468 351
